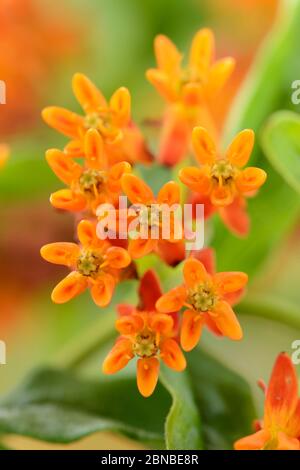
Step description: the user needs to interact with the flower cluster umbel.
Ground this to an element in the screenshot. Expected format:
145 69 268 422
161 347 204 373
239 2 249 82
41 29 269 403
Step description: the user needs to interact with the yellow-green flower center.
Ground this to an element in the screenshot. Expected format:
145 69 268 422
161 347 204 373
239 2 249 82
79 169 107 194
77 250 102 277
133 330 158 358
211 159 236 184
188 282 218 312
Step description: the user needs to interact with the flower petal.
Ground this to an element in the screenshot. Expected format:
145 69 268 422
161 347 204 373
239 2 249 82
105 246 131 269
192 126 216 165
213 271 248 296
155 286 187 313
121 173 154 204
219 197 250 237
116 314 144 336
108 161 131 192
137 357 160 397
138 270 163 310
0 144 9 168
157 181 180 206
84 128 107 169
42 106 83 139
180 309 205 351
154 35 182 75
189 28 214 77
277 431 300 450
128 238 157 259
72 73 107 113
211 301 243 340
46 149 82 185
183 258 209 288
64 139 84 158
205 57 235 98
234 430 270 450
91 273 116 307
226 129 255 167
77 219 97 247
160 338 186 371
158 109 190 165
102 338 133 374
179 166 211 194
110 87 131 127
51 272 87 303
149 313 174 336
236 167 267 193
146 69 177 102
210 184 234 207
40 242 80 267
50 189 86 212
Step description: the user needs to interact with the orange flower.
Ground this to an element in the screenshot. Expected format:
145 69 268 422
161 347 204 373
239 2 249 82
120 173 184 261
156 257 247 351
146 29 235 165
103 270 185 397
46 128 131 213
179 127 267 236
40 219 131 307
0 144 9 168
235 353 300 450
42 73 152 165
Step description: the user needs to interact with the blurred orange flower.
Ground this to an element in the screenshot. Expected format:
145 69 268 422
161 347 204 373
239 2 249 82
179 127 267 236
46 129 131 214
40 219 131 307
42 73 152 165
103 270 185 397
235 353 300 450
0 143 9 168
156 257 247 351
146 29 235 165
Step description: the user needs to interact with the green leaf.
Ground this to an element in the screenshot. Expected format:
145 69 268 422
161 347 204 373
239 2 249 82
261 110 300 195
0 368 171 445
160 366 203 450
188 349 255 450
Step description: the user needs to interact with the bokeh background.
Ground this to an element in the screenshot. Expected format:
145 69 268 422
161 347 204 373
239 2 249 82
0 0 299 449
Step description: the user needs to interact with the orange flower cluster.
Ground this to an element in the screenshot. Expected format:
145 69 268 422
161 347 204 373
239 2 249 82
40 29 270 405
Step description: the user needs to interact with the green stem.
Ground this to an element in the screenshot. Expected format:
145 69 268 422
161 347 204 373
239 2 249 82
237 295 300 329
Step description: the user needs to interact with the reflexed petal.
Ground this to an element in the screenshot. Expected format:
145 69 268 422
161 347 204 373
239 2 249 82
226 129 255 167
189 28 214 77
179 166 211 194
110 87 131 127
108 161 131 191
236 167 267 193
277 431 300 450
72 73 107 113
102 338 133 374
116 314 144 336
117 303 135 317
160 338 186 371
181 83 203 107
180 309 204 352
234 430 269 450
154 35 182 75
50 189 86 212
121 173 154 204
64 140 84 158
213 271 248 296
265 353 299 430
51 272 87 304
146 69 177 101
155 286 187 313
219 197 249 237
40 242 80 267
91 273 116 307
156 239 185 266
158 109 190 165
203 312 223 337
77 219 97 247
192 126 216 165
183 258 208 288
105 247 131 268
189 247 216 275
137 357 160 397
211 184 234 207
46 149 82 185
206 57 235 98
138 270 163 310
157 181 180 206
42 106 83 139
149 313 174 336
84 128 106 169
129 238 157 259
211 301 242 340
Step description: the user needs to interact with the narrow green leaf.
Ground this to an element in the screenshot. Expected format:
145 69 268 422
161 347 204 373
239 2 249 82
261 110 300 195
159 366 203 450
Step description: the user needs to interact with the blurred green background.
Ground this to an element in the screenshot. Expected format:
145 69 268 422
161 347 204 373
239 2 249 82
0 0 299 450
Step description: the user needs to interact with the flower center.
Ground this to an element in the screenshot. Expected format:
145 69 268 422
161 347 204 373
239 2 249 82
84 112 102 130
133 329 158 358
77 250 102 277
79 169 107 194
211 159 236 185
188 282 218 312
